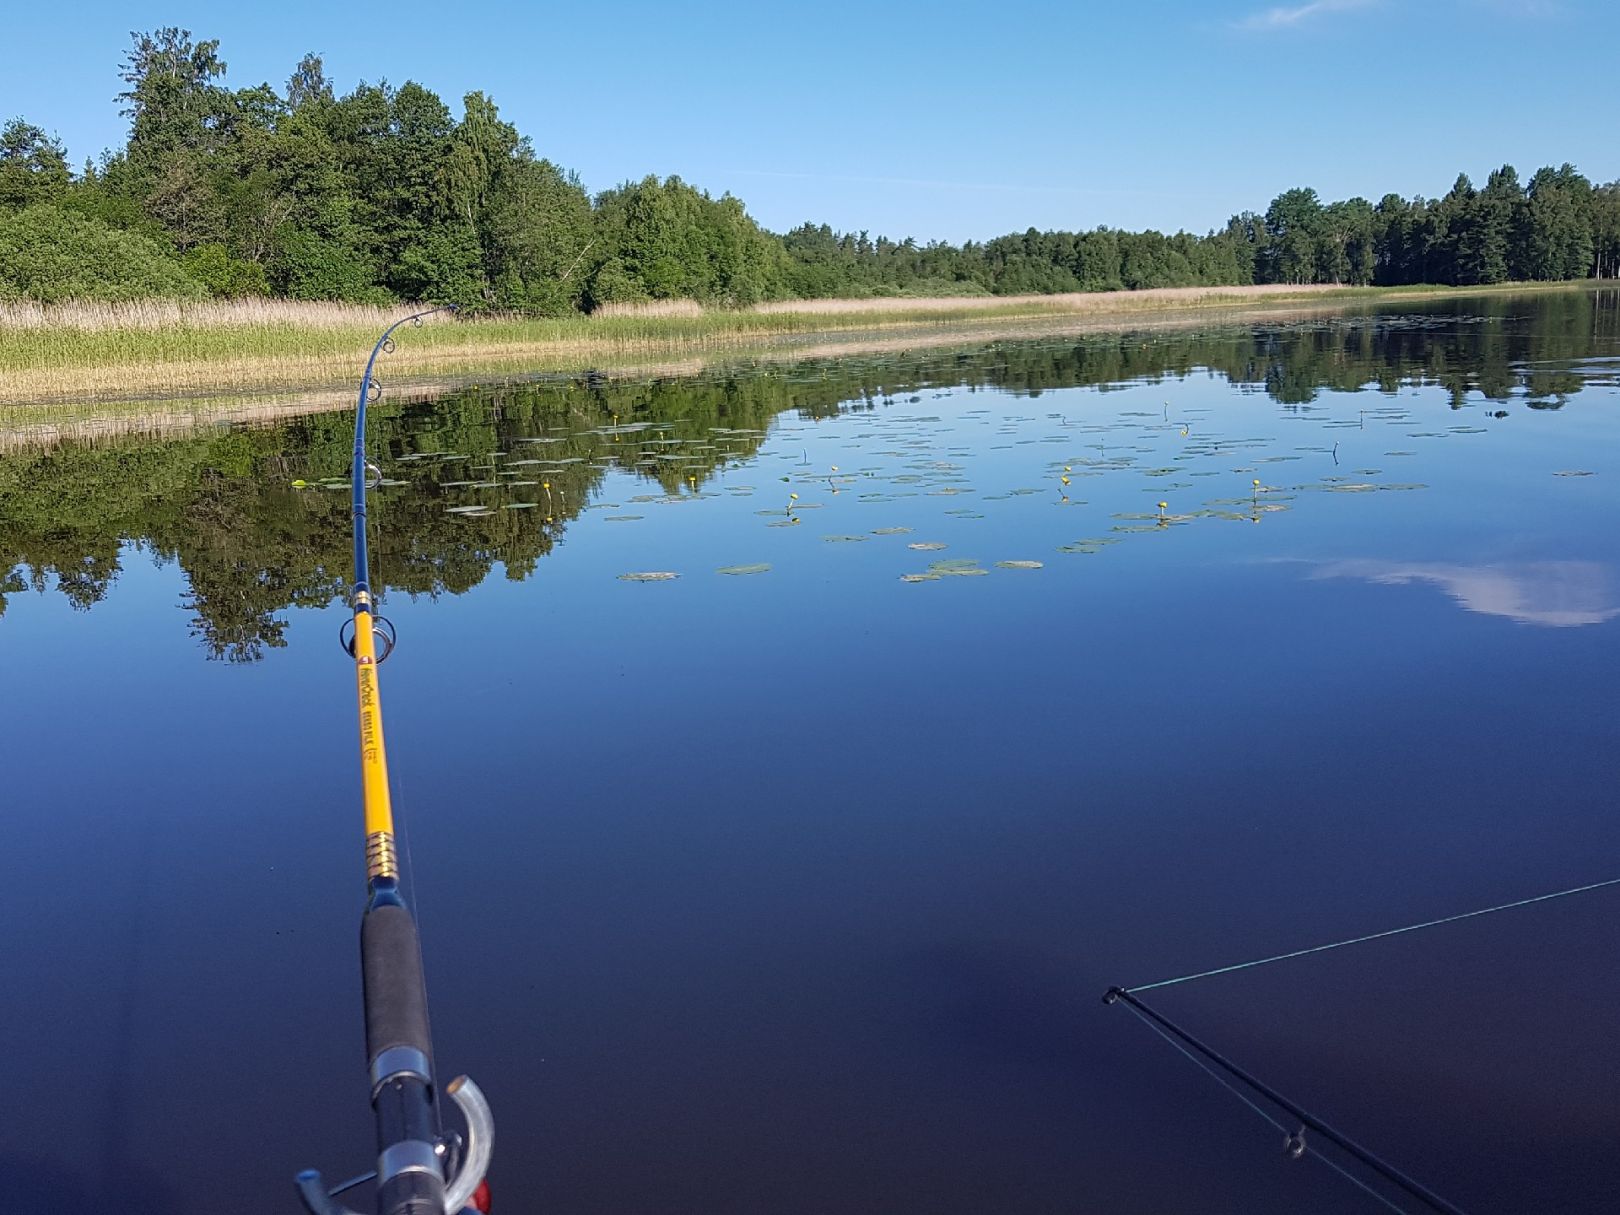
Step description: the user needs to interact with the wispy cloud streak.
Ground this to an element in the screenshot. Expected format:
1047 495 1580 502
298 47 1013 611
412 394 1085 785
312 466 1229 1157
1236 0 1378 31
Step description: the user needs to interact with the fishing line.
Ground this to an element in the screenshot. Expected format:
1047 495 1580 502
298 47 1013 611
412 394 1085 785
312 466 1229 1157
1127 874 1620 994
1120 993 1287 1135
368 478 385 611
1309 1144 1415 1215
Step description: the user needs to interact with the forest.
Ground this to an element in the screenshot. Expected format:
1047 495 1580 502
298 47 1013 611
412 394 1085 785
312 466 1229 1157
2 29 1618 312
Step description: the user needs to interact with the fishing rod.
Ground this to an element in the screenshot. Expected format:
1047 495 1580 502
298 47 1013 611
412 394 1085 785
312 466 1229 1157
1105 986 1467 1215
1097 876 1620 1213
298 305 494 1215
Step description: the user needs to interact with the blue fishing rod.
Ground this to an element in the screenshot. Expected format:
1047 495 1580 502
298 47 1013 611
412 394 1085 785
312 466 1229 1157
297 305 495 1215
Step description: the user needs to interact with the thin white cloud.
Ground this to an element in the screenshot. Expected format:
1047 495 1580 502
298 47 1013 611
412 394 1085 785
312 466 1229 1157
1236 0 1379 31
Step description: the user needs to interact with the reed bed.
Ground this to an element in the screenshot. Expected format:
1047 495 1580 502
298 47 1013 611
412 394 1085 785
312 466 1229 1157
0 297 1061 402
0 297 429 333
0 281 1589 408
589 299 707 319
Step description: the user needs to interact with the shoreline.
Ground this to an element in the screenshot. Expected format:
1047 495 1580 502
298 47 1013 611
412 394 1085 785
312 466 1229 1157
0 280 1600 422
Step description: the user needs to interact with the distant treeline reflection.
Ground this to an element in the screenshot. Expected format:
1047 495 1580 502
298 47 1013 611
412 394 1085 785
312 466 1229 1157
1 291 1612 660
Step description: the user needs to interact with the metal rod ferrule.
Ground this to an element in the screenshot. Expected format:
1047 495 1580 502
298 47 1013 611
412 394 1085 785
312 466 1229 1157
371 1045 433 1098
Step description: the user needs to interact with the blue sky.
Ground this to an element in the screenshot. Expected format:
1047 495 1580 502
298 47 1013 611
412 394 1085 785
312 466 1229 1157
3 1 1613 243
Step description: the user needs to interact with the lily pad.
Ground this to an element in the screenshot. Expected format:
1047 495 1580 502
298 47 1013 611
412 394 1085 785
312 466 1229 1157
996 560 1044 570
618 571 679 582
717 563 772 576
907 541 948 551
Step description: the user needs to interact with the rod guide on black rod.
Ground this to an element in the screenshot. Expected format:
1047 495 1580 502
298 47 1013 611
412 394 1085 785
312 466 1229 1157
295 305 494 1215
1104 985 1468 1215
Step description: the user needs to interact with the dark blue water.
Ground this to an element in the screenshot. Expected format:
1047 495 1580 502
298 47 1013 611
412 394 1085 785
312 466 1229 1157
2 292 1618 1213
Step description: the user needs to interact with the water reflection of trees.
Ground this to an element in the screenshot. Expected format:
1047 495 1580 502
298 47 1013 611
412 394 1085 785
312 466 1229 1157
1 291 1612 660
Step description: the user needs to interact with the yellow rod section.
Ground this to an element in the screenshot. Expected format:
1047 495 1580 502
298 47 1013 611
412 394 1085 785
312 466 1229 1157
353 604 398 880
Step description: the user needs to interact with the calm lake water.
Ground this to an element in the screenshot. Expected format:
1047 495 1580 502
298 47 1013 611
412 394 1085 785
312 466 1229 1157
3 290 1619 1214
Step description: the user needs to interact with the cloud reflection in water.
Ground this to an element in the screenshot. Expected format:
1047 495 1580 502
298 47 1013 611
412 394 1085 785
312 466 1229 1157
1309 560 1620 627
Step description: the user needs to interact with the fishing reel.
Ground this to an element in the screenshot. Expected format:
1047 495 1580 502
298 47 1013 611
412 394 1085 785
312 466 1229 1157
296 1074 493 1215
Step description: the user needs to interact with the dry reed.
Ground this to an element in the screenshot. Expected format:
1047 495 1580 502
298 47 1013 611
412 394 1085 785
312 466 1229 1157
589 299 706 319
0 281 1588 409
0 297 441 334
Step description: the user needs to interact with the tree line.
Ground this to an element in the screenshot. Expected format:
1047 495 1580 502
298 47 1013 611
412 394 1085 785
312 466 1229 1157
2 29 1617 311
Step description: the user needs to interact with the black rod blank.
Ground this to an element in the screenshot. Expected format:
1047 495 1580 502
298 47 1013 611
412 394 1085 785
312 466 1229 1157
1104 987 1469 1215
